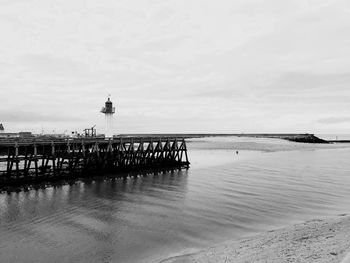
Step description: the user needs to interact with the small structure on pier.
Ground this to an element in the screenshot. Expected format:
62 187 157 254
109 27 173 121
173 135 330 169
0 124 4 133
101 97 115 139
84 125 97 138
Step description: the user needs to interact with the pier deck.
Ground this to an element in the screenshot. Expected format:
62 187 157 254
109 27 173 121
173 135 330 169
0 137 189 188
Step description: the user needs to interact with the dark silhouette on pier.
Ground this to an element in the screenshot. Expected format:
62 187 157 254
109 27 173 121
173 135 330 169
0 137 189 189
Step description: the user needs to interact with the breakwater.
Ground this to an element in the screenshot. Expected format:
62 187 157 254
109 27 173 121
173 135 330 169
122 133 329 143
0 137 189 188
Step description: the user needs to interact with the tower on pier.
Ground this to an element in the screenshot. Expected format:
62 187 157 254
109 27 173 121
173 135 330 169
101 97 115 139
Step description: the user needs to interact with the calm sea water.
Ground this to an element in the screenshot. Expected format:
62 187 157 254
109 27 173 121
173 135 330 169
1 137 350 263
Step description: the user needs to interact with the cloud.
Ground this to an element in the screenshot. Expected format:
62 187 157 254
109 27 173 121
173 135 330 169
17 54 92 80
0 110 81 123
317 117 350 124
0 0 350 133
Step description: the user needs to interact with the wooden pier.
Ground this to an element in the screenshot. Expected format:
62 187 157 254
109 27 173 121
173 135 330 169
0 137 189 188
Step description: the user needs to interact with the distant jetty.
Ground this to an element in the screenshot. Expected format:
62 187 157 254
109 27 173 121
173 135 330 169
122 133 329 144
256 134 329 144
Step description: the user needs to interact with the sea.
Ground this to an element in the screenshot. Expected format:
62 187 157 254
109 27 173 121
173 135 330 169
1 135 350 263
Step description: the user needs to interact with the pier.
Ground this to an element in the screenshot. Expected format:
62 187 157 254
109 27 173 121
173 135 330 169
0 137 190 188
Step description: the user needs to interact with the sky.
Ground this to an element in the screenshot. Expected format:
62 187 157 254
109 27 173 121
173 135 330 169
0 0 350 134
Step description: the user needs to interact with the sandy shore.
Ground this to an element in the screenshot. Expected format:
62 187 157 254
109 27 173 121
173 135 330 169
161 215 350 263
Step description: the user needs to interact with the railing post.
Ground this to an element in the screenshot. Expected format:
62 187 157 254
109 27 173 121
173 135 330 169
183 138 189 165
51 141 56 176
34 143 39 177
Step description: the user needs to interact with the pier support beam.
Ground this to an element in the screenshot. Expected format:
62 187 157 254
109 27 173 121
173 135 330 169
0 137 190 187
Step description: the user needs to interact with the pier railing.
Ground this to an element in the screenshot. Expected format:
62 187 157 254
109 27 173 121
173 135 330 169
0 137 189 187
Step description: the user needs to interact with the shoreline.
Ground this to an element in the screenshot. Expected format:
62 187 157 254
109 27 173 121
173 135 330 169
160 214 350 263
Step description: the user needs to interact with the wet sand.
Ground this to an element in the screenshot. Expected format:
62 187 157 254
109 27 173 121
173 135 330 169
161 215 350 263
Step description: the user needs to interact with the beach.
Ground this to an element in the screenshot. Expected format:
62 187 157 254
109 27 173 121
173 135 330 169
161 214 350 263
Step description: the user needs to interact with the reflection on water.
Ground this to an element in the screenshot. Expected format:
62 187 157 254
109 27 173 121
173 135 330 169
0 171 190 263
1 138 350 263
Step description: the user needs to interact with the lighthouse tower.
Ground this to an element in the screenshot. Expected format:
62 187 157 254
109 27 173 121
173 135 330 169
101 97 115 139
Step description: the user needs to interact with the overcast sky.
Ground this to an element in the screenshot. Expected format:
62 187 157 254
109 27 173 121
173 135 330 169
1 0 350 134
